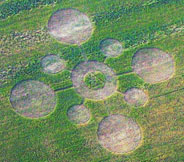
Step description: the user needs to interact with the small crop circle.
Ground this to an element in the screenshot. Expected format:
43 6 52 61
72 61 117 100
98 114 142 154
41 54 66 74
48 8 93 45
124 88 148 107
100 39 123 57
10 80 56 118
67 105 91 125
132 48 175 84
84 71 106 90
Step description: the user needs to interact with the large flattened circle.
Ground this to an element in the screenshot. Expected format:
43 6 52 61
67 105 91 125
132 48 175 84
97 114 142 154
124 88 148 107
41 54 66 74
71 61 117 100
10 80 56 118
48 8 93 45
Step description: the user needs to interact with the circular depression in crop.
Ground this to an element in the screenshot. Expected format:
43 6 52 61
100 39 123 57
41 54 66 74
67 105 91 125
48 8 93 45
132 48 175 84
71 61 117 100
10 80 56 118
97 114 142 154
124 88 148 107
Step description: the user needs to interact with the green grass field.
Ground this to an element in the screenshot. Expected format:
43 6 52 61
0 0 184 161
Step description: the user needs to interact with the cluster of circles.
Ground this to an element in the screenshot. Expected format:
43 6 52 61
9 8 175 154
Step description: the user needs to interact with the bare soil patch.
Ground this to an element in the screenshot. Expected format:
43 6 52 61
132 48 175 84
41 54 66 74
97 114 142 154
71 61 117 100
100 39 123 57
10 80 56 118
67 105 90 125
48 8 93 45
124 88 148 107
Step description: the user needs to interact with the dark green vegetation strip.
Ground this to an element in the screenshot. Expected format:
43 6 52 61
0 0 62 19
94 0 183 25
117 73 145 93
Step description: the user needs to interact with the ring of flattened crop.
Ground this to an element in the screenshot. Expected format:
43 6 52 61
71 61 117 100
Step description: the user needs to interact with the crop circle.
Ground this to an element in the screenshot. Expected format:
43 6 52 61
124 88 148 107
10 80 56 118
97 114 142 154
84 71 106 90
71 61 117 100
100 39 123 57
41 54 66 74
48 8 93 45
67 105 90 125
132 48 175 84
